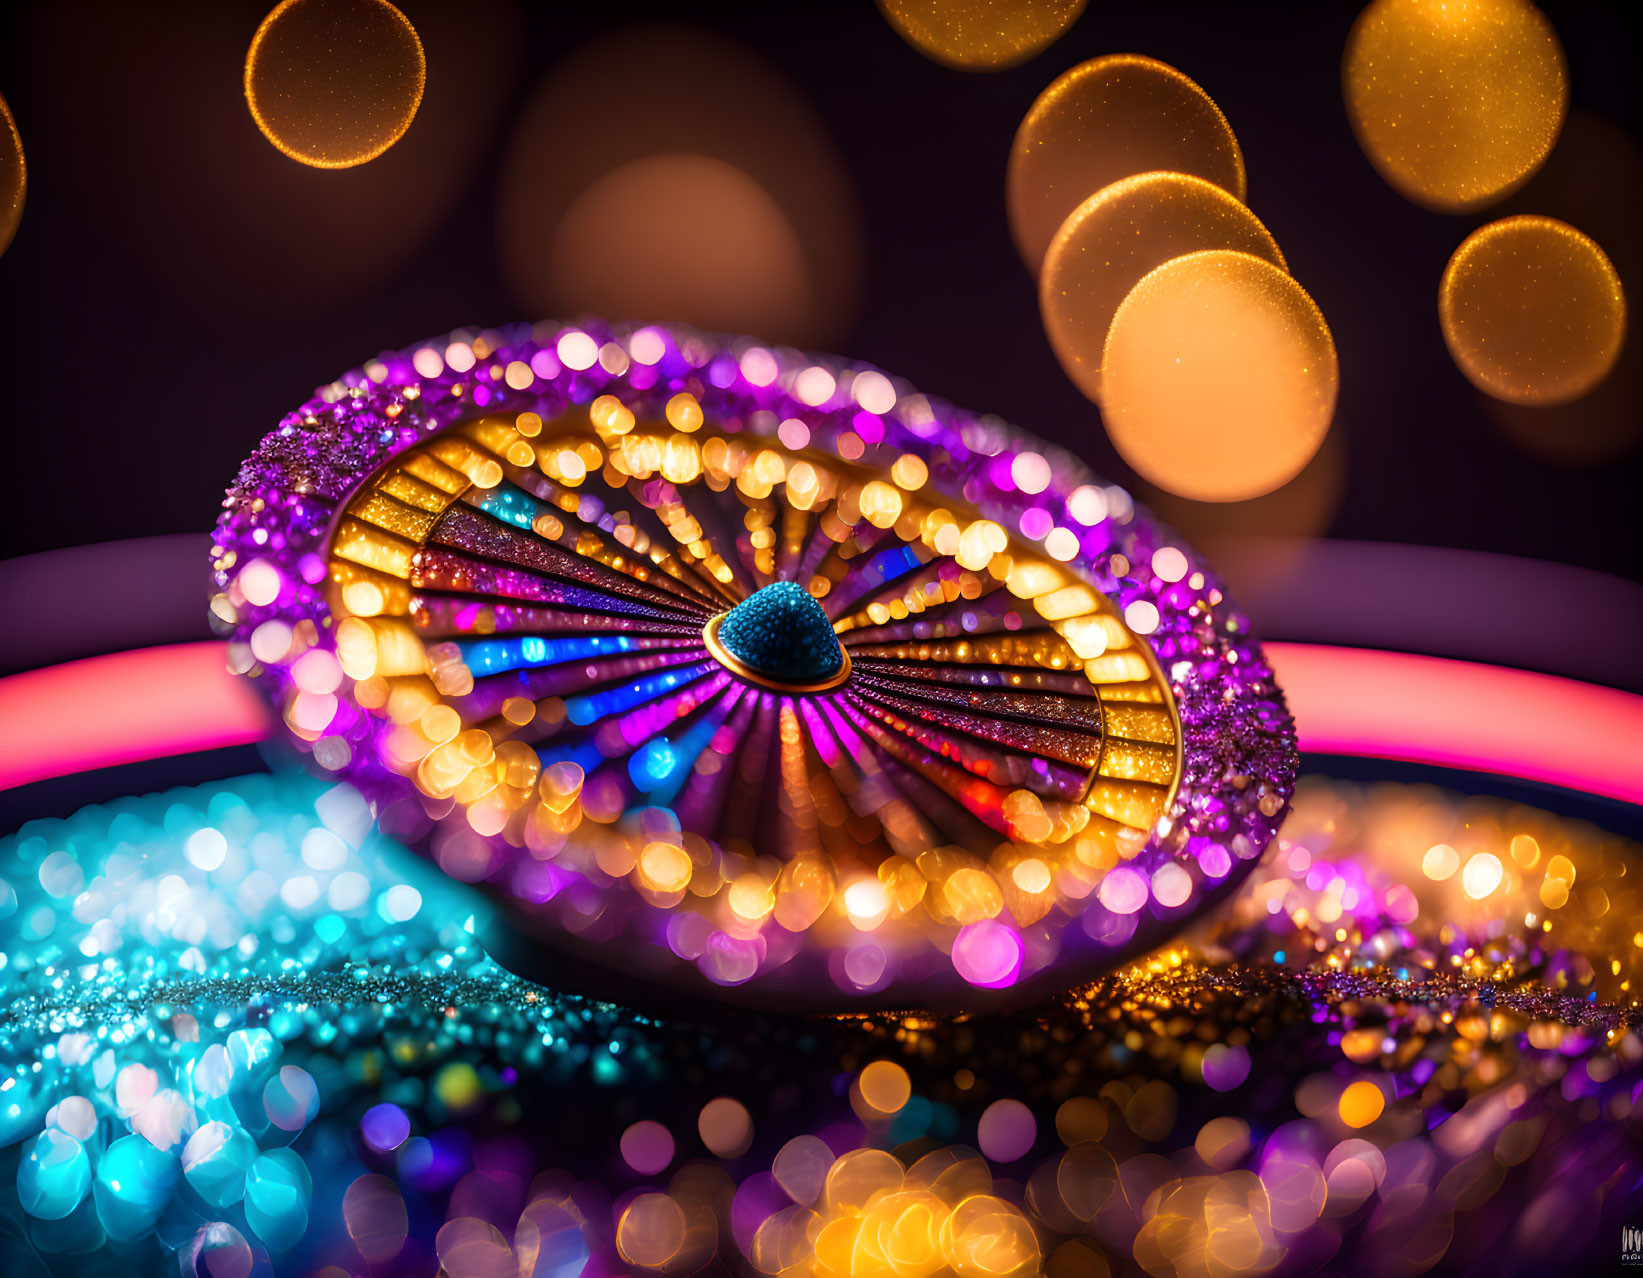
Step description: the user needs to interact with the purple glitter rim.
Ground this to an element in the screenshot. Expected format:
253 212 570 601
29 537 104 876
210 319 1298 1010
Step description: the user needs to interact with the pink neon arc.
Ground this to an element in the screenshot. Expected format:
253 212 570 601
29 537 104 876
0 643 274 790
1265 643 1643 806
1 642 1640 807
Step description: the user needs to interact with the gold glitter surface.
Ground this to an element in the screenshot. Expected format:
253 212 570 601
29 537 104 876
1343 0 1567 212
245 0 426 169
1039 172 1285 403
318 390 1187 949
1440 215 1627 406
876 0 1087 71
352 489 440 542
1093 739 1177 787
1101 250 1337 503
1008 55 1245 273
0 92 23 257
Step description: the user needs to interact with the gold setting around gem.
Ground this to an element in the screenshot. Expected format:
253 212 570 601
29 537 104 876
702 610 853 695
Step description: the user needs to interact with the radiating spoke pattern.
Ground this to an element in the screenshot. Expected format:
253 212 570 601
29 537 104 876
213 321 1296 1007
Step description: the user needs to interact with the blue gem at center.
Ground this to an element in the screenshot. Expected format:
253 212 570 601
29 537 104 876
714 582 845 684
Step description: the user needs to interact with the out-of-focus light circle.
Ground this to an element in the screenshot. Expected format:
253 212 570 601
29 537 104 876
1485 114 1643 463
360 1103 409 1154
547 154 812 344
977 1099 1037 1162
772 1135 833 1205
238 559 283 607
516 1200 589 1278
1195 1117 1251 1169
342 1174 408 1264
0 92 23 257
1462 851 1504 899
499 27 861 348
844 878 891 930
1343 0 1567 211
245 0 425 169
1150 862 1192 908
1422 843 1459 881
617 1193 687 1268
17 1129 91 1220
263 1065 319 1131
435 1217 512 1277
1040 172 1285 402
876 0 1087 71
859 1061 912 1115
1338 1080 1386 1129
37 3 515 309
698 1097 753 1159
621 1121 675 1176
1097 865 1148 914
185 827 229 871
1008 56 1245 272
1054 1097 1106 1146
556 331 598 372
950 918 1024 988
1200 1043 1251 1092
191 1222 254 1278
1122 601 1160 637
1440 215 1626 406
1101 250 1338 502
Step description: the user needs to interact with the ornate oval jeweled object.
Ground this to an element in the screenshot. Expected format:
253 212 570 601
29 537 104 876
212 321 1297 1009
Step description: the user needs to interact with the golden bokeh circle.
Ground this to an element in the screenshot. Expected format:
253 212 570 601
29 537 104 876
0 92 23 257
1008 55 1246 273
876 0 1087 71
1440 215 1626 406
1102 250 1338 503
1343 0 1568 212
1040 172 1285 403
616 1193 688 1268
245 0 426 169
1482 114 1643 460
